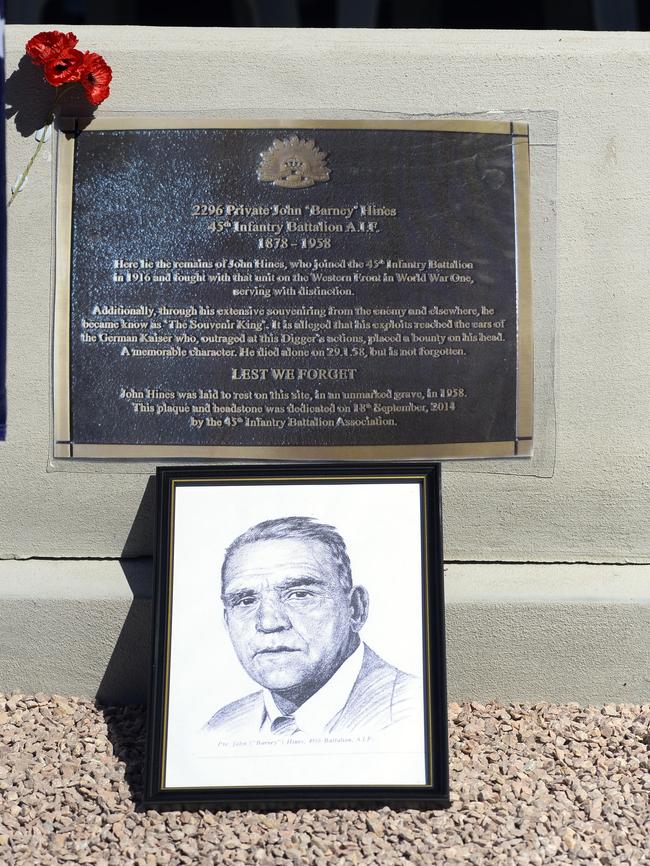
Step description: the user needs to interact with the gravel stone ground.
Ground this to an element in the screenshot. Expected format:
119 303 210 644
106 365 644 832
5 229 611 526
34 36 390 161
0 696 647 866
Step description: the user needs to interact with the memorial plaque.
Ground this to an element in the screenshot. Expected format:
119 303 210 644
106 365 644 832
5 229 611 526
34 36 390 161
53 118 532 460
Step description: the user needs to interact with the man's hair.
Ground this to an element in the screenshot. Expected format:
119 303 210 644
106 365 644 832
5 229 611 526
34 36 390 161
221 516 352 594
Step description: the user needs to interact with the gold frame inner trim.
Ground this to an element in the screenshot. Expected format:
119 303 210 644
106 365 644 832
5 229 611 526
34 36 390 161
53 117 533 461
71 441 518 460
160 473 435 791
513 135 534 441
73 116 517 134
53 130 76 446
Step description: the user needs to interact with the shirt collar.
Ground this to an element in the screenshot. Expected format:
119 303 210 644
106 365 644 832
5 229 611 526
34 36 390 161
262 642 365 735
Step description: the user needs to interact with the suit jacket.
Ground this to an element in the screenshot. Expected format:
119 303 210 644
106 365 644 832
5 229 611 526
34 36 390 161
204 644 420 737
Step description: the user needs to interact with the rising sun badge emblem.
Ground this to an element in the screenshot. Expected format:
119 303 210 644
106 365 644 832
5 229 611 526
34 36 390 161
257 136 330 189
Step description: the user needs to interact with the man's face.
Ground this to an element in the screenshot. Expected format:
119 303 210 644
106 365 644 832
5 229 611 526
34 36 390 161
222 537 360 695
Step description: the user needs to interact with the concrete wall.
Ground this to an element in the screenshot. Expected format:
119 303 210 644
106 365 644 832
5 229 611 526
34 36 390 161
1 560 647 704
2 26 648 702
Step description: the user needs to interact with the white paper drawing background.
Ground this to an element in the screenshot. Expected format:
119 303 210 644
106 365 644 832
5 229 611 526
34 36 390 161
165 480 428 787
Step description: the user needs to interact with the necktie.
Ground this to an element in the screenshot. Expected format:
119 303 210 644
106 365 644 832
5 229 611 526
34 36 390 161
270 715 301 736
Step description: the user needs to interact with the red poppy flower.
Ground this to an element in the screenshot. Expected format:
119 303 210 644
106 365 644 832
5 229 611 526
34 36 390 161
26 30 78 66
79 52 112 105
43 48 84 86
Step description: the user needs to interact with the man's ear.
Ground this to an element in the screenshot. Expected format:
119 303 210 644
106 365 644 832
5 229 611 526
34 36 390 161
349 585 369 632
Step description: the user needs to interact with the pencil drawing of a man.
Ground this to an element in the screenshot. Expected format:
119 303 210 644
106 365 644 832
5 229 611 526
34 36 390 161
204 516 420 738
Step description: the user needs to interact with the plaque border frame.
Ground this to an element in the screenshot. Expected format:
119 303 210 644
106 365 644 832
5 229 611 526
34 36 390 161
144 461 448 808
53 116 533 461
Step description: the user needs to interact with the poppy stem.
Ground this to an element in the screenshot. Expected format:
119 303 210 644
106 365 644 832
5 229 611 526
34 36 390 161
7 85 73 208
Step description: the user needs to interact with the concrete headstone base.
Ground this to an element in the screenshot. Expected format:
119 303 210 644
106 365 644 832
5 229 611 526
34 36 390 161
1 560 646 704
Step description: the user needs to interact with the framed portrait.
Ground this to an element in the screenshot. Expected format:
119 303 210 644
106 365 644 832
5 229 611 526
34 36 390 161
145 463 449 807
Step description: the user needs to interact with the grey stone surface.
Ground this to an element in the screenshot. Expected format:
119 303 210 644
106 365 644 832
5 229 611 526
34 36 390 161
0 560 151 704
3 26 650 563
1 560 647 703
3 26 649 707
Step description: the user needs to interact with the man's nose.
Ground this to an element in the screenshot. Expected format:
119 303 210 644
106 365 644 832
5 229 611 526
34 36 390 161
255 592 291 632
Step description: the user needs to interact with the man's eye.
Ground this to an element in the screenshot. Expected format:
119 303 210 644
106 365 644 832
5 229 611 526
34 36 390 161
287 589 313 600
233 596 256 607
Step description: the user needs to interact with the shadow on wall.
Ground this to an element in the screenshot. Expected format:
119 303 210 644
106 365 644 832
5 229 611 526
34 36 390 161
121 474 157 559
97 478 155 804
96 476 157 704
5 55 97 138
96 557 153 705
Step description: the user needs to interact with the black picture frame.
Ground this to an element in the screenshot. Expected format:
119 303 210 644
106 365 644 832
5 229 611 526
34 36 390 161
145 462 449 808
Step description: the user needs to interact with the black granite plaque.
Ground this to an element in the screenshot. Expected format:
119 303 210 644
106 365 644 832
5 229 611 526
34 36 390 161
53 119 532 459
